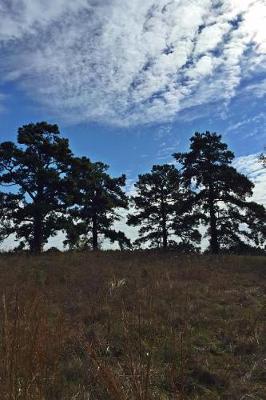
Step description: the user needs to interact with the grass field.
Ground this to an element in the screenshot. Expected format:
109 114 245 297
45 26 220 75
0 251 265 399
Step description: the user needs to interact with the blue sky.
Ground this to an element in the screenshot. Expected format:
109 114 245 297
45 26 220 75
0 0 265 250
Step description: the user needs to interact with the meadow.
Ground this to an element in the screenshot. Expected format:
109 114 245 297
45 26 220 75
0 251 265 399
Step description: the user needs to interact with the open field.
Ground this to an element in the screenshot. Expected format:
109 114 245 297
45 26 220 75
0 252 265 399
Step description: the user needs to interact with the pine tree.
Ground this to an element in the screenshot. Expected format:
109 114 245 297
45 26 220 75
0 122 73 252
64 157 130 250
174 132 266 254
128 164 201 250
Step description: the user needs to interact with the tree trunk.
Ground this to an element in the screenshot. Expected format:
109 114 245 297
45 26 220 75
208 185 219 254
92 214 98 250
162 220 168 249
31 213 43 253
161 191 168 249
31 186 44 254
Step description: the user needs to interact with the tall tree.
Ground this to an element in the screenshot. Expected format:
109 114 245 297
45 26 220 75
0 122 73 253
174 132 266 254
64 157 130 250
128 164 201 250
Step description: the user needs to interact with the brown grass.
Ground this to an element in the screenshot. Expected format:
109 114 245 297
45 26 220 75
0 251 265 399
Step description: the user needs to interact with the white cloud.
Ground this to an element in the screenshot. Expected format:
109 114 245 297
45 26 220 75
194 22 231 56
0 0 89 40
244 79 266 98
0 0 265 126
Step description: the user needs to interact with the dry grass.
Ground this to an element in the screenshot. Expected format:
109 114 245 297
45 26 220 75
0 251 265 399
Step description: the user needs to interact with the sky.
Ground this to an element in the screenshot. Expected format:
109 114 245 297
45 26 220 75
0 0 265 249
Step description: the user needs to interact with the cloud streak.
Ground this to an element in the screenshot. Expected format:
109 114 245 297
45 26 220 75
0 0 265 126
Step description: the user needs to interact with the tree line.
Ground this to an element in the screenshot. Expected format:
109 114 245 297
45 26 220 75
0 122 265 254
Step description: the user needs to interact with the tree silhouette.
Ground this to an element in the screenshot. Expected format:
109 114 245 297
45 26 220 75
64 157 130 250
0 122 73 253
128 164 201 250
174 132 266 254
1 123 265 254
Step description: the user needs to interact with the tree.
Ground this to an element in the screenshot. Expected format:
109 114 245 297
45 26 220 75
64 157 130 250
127 164 201 250
0 122 73 253
174 132 266 254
